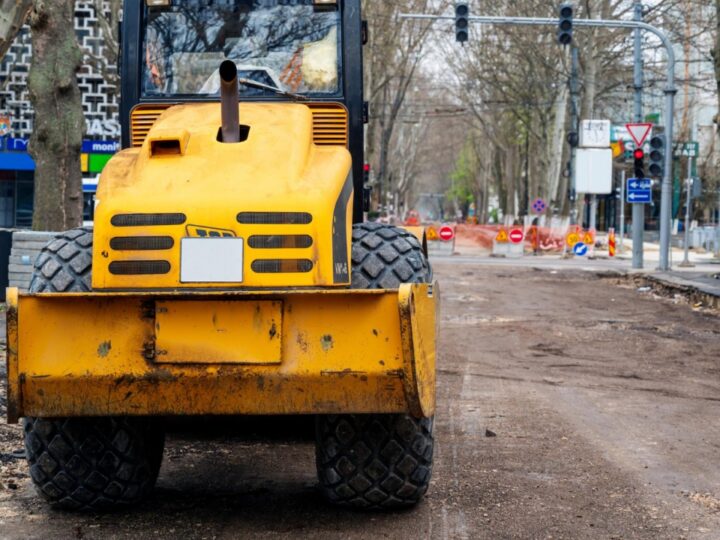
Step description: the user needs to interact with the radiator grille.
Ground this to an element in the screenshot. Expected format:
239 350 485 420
110 236 174 251
237 212 312 225
130 103 348 147
251 259 314 274
111 213 187 227
248 235 313 249
109 261 171 275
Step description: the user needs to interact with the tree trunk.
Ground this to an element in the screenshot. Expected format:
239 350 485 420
27 0 85 231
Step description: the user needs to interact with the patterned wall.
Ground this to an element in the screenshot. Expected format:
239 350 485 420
0 2 120 142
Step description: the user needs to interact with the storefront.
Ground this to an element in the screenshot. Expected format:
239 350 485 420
0 136 117 228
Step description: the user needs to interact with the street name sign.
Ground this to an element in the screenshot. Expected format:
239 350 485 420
673 141 699 158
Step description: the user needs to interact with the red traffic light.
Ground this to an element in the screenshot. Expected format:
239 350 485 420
633 149 645 160
363 163 370 173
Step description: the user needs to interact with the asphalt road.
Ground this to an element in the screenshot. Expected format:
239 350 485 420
1 263 720 539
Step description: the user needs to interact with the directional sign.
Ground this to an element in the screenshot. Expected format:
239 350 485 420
628 178 652 190
626 123 653 147
509 229 524 244
573 242 589 256
439 225 455 242
495 229 509 243
626 177 652 204
531 198 546 214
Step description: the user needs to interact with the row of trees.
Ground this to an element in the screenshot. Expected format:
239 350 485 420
364 0 720 224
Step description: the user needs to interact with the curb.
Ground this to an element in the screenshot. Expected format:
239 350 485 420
636 273 720 310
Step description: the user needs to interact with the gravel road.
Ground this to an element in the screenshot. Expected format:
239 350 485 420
1 263 719 539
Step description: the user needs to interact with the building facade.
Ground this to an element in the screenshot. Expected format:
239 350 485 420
0 3 120 228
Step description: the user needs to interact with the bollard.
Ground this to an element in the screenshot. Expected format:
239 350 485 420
608 228 616 257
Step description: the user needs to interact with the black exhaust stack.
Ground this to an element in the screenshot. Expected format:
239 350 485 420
220 60 240 143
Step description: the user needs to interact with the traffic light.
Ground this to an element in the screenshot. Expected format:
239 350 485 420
455 2 469 43
363 163 370 184
557 3 573 46
648 134 665 177
633 148 645 179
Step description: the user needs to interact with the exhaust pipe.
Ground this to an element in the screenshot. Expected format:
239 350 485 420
220 60 240 143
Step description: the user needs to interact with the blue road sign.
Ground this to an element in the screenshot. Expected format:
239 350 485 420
573 242 588 256
626 177 652 204
532 198 546 214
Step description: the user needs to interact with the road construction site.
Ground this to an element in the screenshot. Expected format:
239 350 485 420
1 258 719 539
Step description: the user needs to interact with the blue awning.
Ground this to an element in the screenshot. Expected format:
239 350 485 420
0 152 35 171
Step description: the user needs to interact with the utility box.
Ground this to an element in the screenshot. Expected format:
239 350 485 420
576 148 613 194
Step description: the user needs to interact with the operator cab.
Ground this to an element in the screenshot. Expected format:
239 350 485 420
120 0 365 221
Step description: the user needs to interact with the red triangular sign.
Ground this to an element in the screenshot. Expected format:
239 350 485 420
626 123 653 146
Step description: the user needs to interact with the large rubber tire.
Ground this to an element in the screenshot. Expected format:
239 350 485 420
349 222 432 289
24 417 165 510
28 227 93 292
315 223 434 509
25 228 165 511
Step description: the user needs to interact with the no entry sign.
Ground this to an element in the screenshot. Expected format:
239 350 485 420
509 228 524 244
439 225 455 242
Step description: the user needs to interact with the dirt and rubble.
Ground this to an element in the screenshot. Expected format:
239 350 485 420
1 264 720 539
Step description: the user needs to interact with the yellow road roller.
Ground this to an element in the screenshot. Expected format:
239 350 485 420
6 0 437 511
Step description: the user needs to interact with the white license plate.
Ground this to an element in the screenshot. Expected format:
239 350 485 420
180 238 244 283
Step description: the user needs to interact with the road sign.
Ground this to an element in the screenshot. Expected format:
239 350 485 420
626 177 652 204
439 225 454 242
583 231 594 245
626 123 653 146
531 198 546 214
580 119 611 148
673 141 699 158
495 229 509 243
509 229 524 244
573 242 588 256
566 232 580 247
426 227 438 241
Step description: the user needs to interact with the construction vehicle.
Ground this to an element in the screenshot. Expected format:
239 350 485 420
6 0 437 511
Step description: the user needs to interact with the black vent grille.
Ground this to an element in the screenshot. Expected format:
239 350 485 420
248 235 313 249
237 212 312 225
111 213 186 227
109 261 171 275
251 259 314 274
110 236 174 251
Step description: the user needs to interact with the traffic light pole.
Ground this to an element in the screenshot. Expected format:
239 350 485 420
401 13 677 270
631 1 644 269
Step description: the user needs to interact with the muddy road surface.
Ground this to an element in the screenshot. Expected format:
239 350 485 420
1 263 719 539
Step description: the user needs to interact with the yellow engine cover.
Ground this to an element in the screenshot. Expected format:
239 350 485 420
92 102 353 290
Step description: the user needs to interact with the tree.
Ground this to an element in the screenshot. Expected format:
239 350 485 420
27 0 85 231
0 0 32 61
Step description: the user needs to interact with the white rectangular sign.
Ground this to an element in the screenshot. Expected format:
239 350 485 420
576 148 613 194
181 238 244 283
580 119 611 148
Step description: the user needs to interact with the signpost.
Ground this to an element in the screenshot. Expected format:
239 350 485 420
573 242 588 256
531 198 546 214
509 229 524 244
626 178 652 204
625 123 652 147
439 225 455 242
